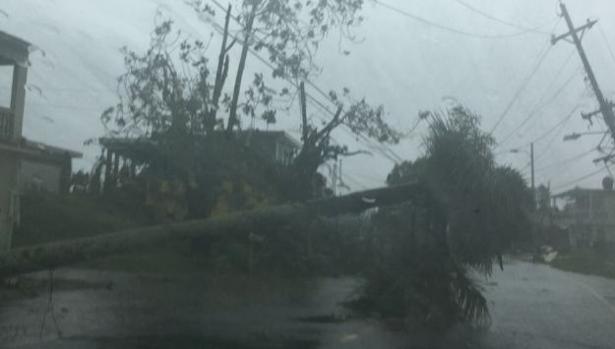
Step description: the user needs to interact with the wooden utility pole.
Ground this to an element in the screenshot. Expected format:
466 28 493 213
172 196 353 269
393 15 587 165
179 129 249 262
552 2 615 141
530 142 535 195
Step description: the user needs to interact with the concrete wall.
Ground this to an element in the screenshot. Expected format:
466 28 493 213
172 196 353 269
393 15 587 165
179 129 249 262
0 152 19 251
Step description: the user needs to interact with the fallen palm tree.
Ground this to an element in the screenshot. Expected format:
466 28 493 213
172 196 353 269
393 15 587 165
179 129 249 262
0 183 423 278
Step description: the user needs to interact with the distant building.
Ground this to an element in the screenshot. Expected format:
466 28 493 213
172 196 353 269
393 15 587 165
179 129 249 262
0 31 81 251
235 130 301 166
552 187 615 247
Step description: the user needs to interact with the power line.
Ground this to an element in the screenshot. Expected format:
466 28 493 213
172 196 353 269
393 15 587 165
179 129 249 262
497 103 579 162
26 100 106 112
534 146 596 173
372 0 546 39
451 0 551 34
530 105 583 166
498 49 576 145
529 103 581 145
304 95 404 162
597 23 615 67
164 0 404 166
498 67 581 145
489 40 553 134
551 166 607 191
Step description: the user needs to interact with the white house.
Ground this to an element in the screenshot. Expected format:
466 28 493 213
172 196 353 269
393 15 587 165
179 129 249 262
0 31 81 251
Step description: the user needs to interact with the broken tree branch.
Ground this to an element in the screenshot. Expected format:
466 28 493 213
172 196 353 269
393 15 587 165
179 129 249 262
316 105 344 141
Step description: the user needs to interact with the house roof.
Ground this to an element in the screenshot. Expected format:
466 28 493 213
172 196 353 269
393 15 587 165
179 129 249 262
22 139 82 158
234 130 302 149
100 130 302 152
0 30 32 66
552 187 615 199
0 137 82 161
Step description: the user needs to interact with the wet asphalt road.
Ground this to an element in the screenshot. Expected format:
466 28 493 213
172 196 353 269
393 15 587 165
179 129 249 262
481 261 615 349
1 260 615 348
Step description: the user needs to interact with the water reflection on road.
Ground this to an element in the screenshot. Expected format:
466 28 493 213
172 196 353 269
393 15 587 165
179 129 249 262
1 260 615 348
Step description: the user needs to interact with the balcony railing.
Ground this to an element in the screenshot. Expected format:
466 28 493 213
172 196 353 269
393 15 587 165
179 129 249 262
0 107 14 140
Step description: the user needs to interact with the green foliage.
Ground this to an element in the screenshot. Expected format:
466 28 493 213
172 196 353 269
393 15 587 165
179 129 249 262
194 0 365 80
388 106 533 272
100 2 400 207
285 89 402 201
102 19 280 136
102 20 214 136
356 202 490 328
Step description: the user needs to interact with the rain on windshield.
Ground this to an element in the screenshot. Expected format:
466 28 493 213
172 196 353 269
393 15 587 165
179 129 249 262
1 1 615 348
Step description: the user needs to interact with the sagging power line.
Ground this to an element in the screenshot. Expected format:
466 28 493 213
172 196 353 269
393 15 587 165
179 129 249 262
498 66 581 146
489 41 554 135
372 0 548 39
534 146 597 173
552 165 608 191
451 0 552 34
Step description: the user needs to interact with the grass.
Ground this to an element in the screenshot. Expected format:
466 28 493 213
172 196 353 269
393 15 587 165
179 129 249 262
551 248 615 279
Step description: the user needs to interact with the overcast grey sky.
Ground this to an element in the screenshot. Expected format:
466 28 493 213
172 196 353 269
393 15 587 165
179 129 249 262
2 0 615 193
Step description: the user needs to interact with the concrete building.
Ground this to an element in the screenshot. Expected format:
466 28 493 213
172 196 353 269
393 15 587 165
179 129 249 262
0 31 81 251
235 130 301 166
552 187 615 247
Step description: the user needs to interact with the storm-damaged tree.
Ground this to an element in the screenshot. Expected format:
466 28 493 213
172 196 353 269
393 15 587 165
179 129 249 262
101 0 401 211
98 17 284 219
189 0 399 199
283 81 401 200
356 106 533 329
190 0 366 133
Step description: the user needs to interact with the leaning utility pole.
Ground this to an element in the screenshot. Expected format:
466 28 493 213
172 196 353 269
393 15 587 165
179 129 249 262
552 2 615 142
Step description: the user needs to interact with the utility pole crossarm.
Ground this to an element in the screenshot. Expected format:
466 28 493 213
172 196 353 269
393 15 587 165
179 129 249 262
551 19 597 45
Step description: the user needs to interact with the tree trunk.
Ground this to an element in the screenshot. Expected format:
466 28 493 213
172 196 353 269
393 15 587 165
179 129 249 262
299 81 308 142
208 4 232 132
0 184 423 277
226 3 257 134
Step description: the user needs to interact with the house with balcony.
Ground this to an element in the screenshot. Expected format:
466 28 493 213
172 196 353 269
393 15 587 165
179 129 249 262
0 31 82 251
